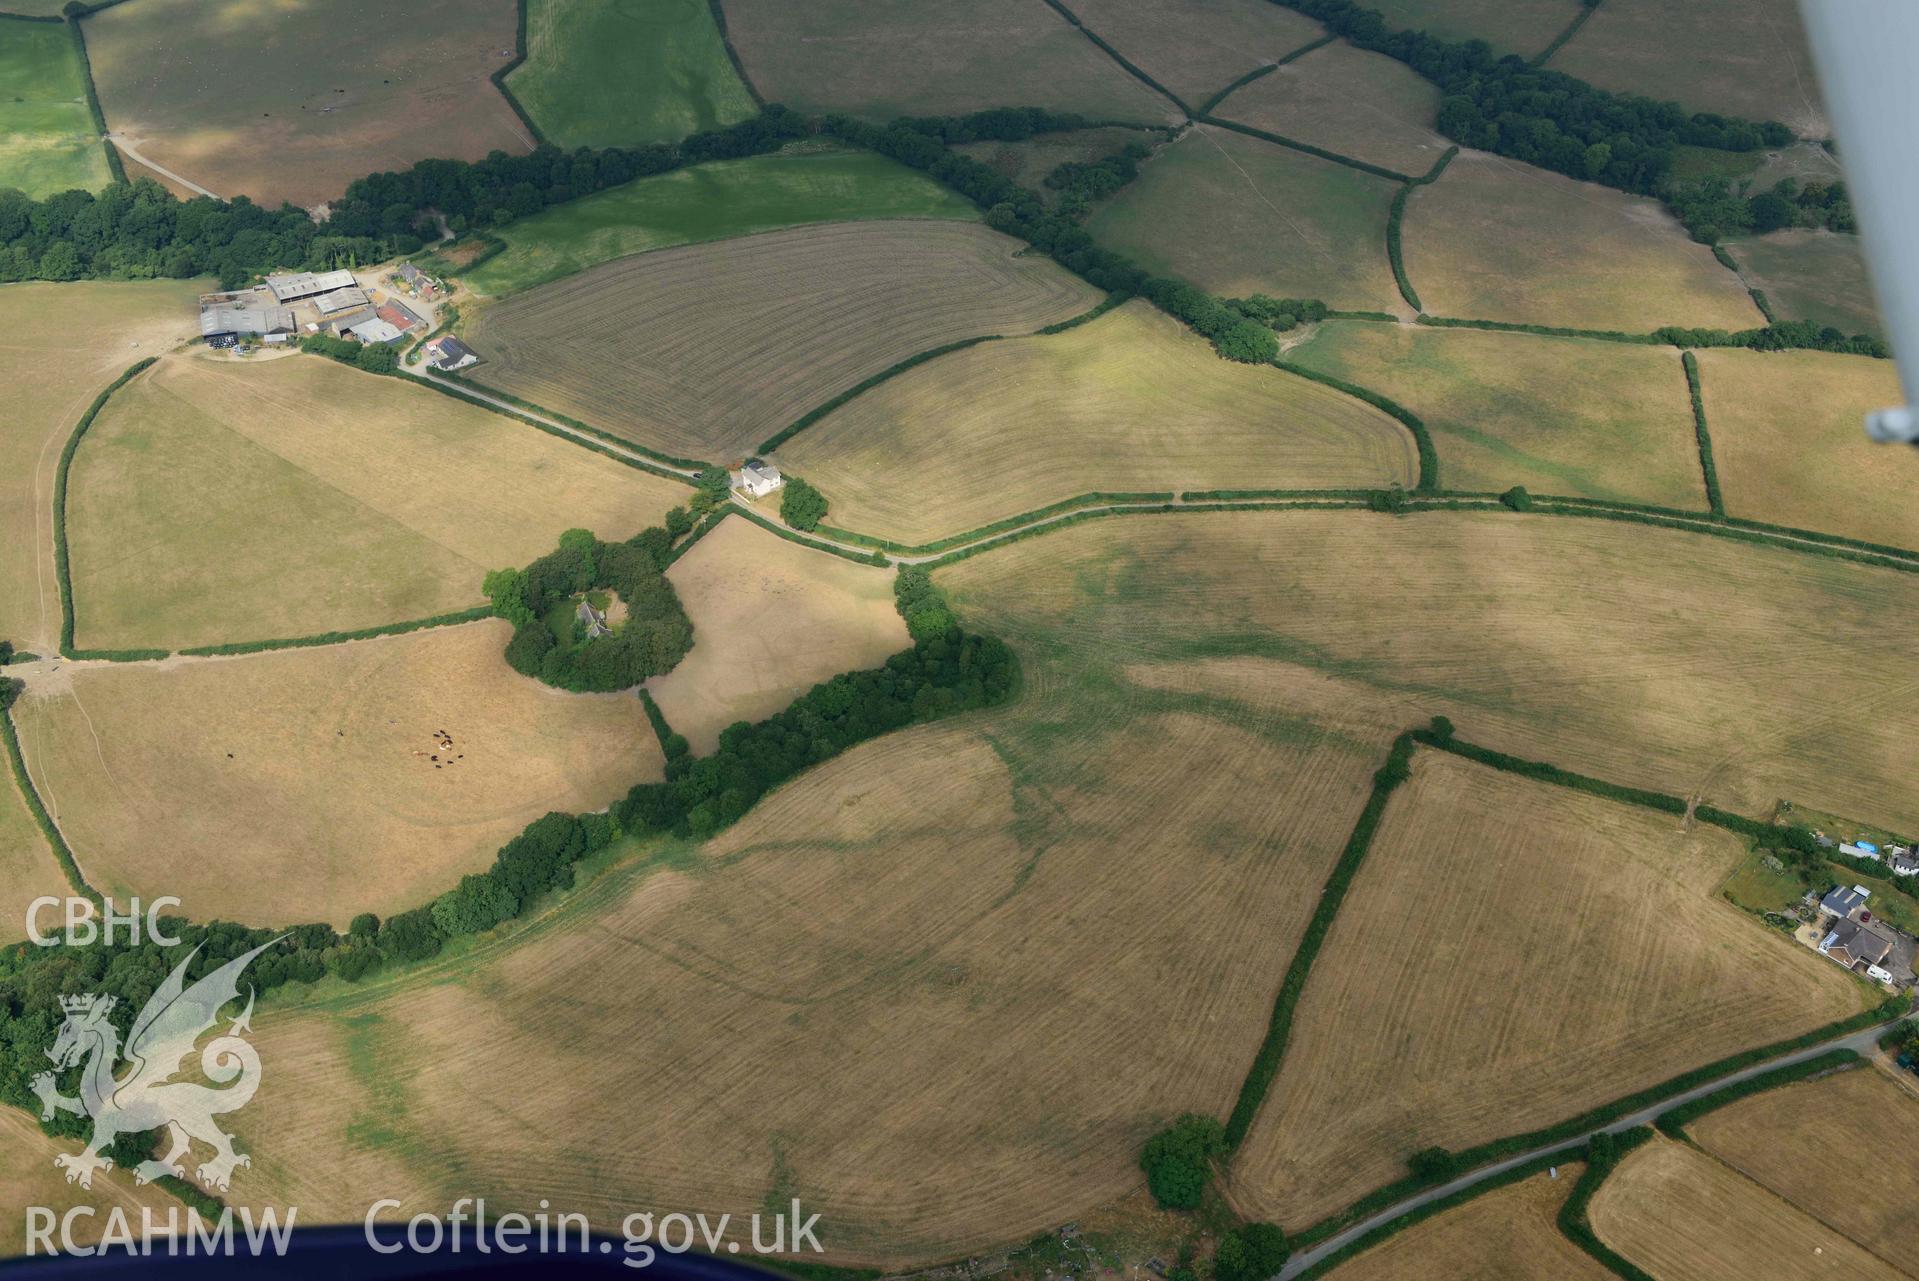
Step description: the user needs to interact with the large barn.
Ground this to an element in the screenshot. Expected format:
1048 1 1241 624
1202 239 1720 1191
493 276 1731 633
264 269 359 303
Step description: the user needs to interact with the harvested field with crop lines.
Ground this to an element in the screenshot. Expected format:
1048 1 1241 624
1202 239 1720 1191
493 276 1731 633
777 301 1417 544
1068 0 1325 108
1090 125 1403 313
67 354 686 652
1228 749 1864 1225
1402 151 1764 331
1588 1138 1906 1281
11 621 659 927
1550 0 1829 137
0 1109 182 1257
465 220 1100 460
1692 1065 1919 1275
465 145 978 297
1318 1164 1609 1281
1370 0 1582 54
0 774 66 945
721 0 1181 125
86 0 530 207
0 280 205 655
940 510 1919 835
1284 320 1704 507
1728 230 1883 338
229 596 1394 1260
649 517 908 754
1214 41 1449 176
1693 349 1913 550
0 17 112 198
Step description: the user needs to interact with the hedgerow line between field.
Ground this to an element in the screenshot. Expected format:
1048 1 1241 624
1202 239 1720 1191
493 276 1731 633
1038 0 1196 119
1196 34 1339 118
704 0 766 109
1530 0 1604 68
1681 351 1727 515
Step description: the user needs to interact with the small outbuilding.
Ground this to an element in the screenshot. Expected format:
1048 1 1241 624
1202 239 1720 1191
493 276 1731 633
1819 884 1873 920
731 460 784 499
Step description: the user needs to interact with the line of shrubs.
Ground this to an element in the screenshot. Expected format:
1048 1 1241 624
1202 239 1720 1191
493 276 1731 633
1657 319 1888 358
820 491 1178 557
1655 1049 1859 1140
176 606 494 658
0 679 93 900
1556 1128 1658 1281
758 335 1002 452
1200 116 1412 183
54 358 155 657
1680 352 1726 514
1273 360 1440 491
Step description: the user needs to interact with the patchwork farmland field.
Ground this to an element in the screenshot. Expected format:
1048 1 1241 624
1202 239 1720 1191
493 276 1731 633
1588 1138 1905 1281
0 1109 181 1257
777 301 1418 544
464 145 977 296
0 772 67 946
1550 0 1829 137
1369 0 1582 54
85 0 531 207
941 511 1919 835
65 353 688 652
10 621 659 928
1090 125 1403 312
463 220 1100 461
1692 1065 1919 1275
721 0 1181 125
1214 41 1449 177
0 16 112 198
1228 749 1865 1225
0 280 205 654
228 586 1395 1260
1067 0 1325 108
1283 320 1705 506
1318 1165 1608 1281
1727 230 1884 338
649 516 909 753
1693 349 1912 549
507 0 756 148
1402 151 1764 330
955 126 1164 205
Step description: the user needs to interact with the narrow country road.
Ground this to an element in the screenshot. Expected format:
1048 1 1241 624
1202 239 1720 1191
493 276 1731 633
1273 1000 1915 1279
103 135 220 200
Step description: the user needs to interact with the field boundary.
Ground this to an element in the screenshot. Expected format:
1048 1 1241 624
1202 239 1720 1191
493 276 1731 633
704 0 765 108
173 606 495 658
660 505 733 568
1531 0 1602 66
1199 115 1414 183
1037 0 1196 118
1554 1127 1657 1281
489 0 549 147
1195 34 1338 117
729 504 888 565
0 683 99 902
1271 359 1439 490
62 12 126 185
759 334 1005 454
817 492 1178 556
53 357 155 659
411 369 705 478
1680 351 1726 515
1653 1048 1860 1140
1386 145 1457 312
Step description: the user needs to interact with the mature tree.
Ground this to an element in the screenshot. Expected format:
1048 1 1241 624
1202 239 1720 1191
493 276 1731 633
1139 1114 1228 1210
780 477 829 531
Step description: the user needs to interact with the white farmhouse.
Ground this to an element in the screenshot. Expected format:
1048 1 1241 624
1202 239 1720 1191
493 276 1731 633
731 460 784 499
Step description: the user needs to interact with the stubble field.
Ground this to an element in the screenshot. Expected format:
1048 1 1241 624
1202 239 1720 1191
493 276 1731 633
1318 1164 1608 1281
0 1109 182 1257
1214 40 1449 177
0 771 67 945
464 220 1100 461
1283 320 1705 506
66 353 688 652
648 516 909 753
85 0 531 207
1691 1064 1919 1274
1228 749 1865 1225
1588 1137 1905 1281
0 17 112 198
1401 151 1764 331
11 621 659 927
1067 0 1325 108
776 301 1418 544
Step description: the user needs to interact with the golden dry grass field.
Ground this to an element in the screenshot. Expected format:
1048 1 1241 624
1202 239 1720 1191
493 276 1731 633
1215 41 1449 177
224 593 1396 1261
65 352 687 652
1402 150 1764 331
776 301 1418 544
940 510 1919 835
1550 0 1829 137
1728 230 1884 338
1089 125 1403 313
11 621 658 927
1227 749 1866 1225
0 280 205 655
1320 1164 1609 1281
85 0 531 207
1693 349 1913 549
721 0 1181 125
955 126 1161 204
1588 1137 1907 1281
0 1109 183 1257
1369 0 1582 55
1692 1065 1919 1275
648 516 909 753
463 220 1100 461
1068 0 1325 108
0 772 68 945
1283 320 1704 506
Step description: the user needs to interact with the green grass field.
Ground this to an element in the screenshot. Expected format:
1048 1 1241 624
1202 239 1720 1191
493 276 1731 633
465 145 977 295
0 17 111 198
1727 231 1882 337
507 0 757 148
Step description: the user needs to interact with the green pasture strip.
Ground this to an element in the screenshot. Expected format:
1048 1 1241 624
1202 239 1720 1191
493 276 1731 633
1555 1127 1657 1281
1273 359 1439 491
816 492 1178 556
1200 115 1415 183
488 0 549 146
759 335 1005 453
174 607 494 658
1038 0 1195 117
1223 731 1416 1145
1680 351 1726 514
1530 0 1603 67
54 358 155 658
408 370 703 481
0 684 98 901
1655 1049 1861 1140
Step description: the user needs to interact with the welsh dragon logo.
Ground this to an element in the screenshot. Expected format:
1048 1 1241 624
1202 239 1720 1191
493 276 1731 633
31 938 280 1193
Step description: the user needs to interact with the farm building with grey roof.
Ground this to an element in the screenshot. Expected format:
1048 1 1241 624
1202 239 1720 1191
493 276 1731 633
264 269 358 303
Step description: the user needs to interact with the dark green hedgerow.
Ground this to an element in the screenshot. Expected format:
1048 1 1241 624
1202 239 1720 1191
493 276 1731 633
54 358 155 658
488 0 549 147
1655 1050 1860 1140
1200 116 1414 183
1680 351 1726 514
176 607 494 658
406 371 695 484
731 508 889 566
1386 146 1458 312
659 505 733 569
705 0 765 108
1037 291 1130 334
1196 32 1338 117
428 371 706 472
1273 360 1439 491
1531 503 1919 575
818 492 1178 556
1556 1128 1658 1281
1415 315 1660 345
636 688 688 761
0 679 96 900
920 501 1364 569
758 335 1004 453
1529 0 1603 67
64 17 125 184
1748 287 1777 323
1038 0 1194 116
1223 732 1416 1146
1412 731 1687 814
